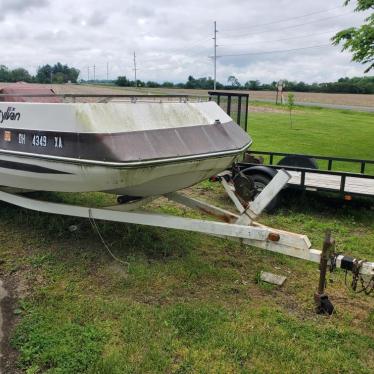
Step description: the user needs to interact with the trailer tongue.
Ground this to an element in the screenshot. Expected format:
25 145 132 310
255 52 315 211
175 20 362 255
1 169 372 314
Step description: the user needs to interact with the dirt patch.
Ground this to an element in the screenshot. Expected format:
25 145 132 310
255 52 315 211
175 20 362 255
249 90 374 107
0 273 22 374
4 83 372 107
248 105 287 113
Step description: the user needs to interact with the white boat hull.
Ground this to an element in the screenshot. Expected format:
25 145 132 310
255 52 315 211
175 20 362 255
0 97 251 196
0 153 240 196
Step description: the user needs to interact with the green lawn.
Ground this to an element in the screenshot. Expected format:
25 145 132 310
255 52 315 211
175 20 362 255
249 102 374 173
1 105 374 373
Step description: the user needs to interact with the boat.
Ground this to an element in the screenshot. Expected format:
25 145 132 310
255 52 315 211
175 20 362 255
0 85 251 197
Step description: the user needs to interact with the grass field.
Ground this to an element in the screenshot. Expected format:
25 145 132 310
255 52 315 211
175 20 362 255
49 83 374 107
249 102 374 174
1 104 374 373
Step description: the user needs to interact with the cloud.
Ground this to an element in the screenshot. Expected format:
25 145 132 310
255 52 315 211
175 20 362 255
0 0 49 20
0 0 370 82
1 0 48 11
87 11 107 26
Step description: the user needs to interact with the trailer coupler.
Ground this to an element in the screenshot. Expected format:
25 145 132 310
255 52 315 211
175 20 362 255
314 232 374 315
338 255 374 296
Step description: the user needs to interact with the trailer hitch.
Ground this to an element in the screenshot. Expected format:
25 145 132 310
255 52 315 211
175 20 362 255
315 231 374 315
342 257 374 296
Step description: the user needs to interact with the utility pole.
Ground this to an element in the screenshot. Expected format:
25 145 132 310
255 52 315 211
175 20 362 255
213 21 218 91
87 66 90 82
93 64 96 82
133 51 137 87
106 62 109 82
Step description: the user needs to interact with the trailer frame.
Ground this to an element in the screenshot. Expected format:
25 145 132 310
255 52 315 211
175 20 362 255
236 150 374 200
0 170 373 280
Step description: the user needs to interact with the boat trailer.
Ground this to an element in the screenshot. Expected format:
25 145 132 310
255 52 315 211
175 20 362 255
0 169 373 314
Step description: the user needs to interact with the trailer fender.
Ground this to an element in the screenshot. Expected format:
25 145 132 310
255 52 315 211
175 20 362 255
237 165 278 180
234 165 280 211
278 155 318 169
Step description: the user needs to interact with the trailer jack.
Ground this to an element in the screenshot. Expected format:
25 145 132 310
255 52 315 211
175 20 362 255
314 231 335 315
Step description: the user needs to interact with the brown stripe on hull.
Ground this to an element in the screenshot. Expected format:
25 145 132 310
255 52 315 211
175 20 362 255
0 160 71 174
0 121 250 163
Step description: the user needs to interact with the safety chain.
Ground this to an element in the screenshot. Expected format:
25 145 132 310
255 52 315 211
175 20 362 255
329 253 338 272
329 254 373 295
88 208 130 269
345 259 374 295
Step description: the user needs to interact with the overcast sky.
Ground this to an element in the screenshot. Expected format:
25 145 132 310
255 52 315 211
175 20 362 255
0 0 371 83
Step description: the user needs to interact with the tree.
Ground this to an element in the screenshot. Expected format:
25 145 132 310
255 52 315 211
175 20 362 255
135 79 145 87
53 72 65 84
185 75 197 89
287 93 295 129
36 64 53 83
115 76 130 87
227 75 241 88
244 80 260 90
66 67 80 83
10 68 32 82
162 81 174 88
36 63 80 83
0 65 10 82
332 0 374 72
146 81 160 88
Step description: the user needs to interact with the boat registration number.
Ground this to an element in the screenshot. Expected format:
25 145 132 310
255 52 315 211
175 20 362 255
32 135 47 147
29 134 63 149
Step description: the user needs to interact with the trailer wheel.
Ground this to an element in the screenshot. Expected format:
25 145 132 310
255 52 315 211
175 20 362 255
232 172 256 203
278 155 318 169
249 173 280 212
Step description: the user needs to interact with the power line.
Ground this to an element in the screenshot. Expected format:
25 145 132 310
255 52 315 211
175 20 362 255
127 13 354 70
220 11 353 39
138 55 212 73
81 10 351 81
217 44 331 58
140 36 211 64
122 13 344 71
121 26 343 69
134 46 212 72
220 6 342 33
219 30 338 48
110 44 332 76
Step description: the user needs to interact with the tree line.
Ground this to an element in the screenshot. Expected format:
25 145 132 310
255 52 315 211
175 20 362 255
0 62 372 94
0 63 80 84
114 75 374 94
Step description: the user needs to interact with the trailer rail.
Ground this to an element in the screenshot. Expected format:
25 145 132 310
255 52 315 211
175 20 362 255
239 151 374 199
249 150 374 175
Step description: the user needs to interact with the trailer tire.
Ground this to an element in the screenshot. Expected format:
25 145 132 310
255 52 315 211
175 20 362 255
278 155 318 169
250 173 280 212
